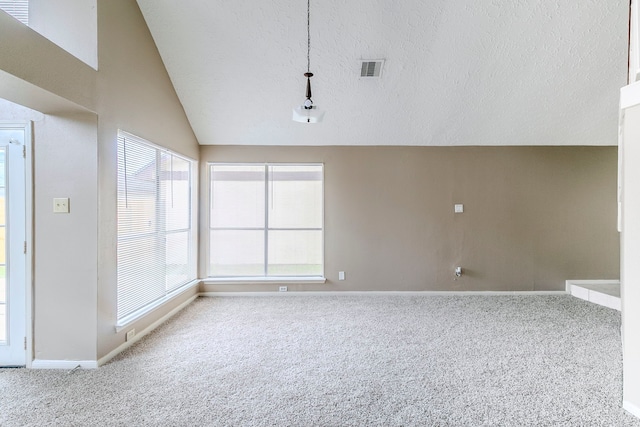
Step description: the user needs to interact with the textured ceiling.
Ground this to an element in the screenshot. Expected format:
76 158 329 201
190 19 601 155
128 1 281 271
136 0 628 146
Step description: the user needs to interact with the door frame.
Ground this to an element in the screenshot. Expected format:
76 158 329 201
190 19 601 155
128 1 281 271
0 120 33 368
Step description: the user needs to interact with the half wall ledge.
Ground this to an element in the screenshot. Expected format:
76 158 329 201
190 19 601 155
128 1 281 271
566 279 621 311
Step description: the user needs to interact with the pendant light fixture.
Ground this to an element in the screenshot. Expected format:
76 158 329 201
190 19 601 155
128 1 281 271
292 0 325 123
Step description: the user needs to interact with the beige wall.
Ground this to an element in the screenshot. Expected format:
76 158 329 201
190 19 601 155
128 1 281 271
1 0 200 363
95 0 199 360
34 113 99 361
0 100 99 361
200 145 619 292
29 0 98 69
0 16 101 362
0 11 96 112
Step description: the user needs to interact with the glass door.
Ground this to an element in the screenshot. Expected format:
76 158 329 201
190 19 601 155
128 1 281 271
0 123 26 367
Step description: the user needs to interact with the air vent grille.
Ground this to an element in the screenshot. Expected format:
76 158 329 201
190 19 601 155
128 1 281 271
360 60 384 78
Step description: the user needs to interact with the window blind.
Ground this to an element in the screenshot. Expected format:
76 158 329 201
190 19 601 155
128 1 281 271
117 131 196 322
0 0 28 25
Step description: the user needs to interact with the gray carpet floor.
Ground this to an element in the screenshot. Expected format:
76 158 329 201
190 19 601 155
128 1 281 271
1 294 639 426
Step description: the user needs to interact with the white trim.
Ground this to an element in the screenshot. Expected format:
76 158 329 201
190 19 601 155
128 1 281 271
24 122 33 368
99 294 198 367
203 276 326 285
624 400 640 419
31 359 99 370
208 162 325 279
190 159 199 284
620 81 640 110
199 290 568 297
115 279 200 331
0 121 33 368
565 280 621 311
30 293 199 369
565 279 621 293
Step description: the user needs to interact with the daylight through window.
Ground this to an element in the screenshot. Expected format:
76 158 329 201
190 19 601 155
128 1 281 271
117 131 197 323
209 163 324 278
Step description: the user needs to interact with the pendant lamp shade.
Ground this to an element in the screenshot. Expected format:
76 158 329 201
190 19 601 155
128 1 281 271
292 105 325 123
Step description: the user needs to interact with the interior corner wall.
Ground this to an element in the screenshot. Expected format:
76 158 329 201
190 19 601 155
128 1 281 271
0 98 99 362
199 145 619 292
0 11 96 112
95 0 200 360
2 0 200 363
34 112 99 361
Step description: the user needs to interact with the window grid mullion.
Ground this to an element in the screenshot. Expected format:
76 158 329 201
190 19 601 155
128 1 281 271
264 164 269 277
156 150 165 288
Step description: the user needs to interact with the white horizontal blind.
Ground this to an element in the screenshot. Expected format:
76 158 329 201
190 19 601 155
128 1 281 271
117 131 195 321
209 163 323 278
0 0 28 25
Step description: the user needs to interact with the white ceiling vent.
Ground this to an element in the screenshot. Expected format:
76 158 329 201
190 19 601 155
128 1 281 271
360 60 384 78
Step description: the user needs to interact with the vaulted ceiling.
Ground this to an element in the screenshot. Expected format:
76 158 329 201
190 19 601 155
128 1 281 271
137 0 628 146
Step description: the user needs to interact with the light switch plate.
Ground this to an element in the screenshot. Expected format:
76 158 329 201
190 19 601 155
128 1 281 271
53 198 70 213
454 204 464 213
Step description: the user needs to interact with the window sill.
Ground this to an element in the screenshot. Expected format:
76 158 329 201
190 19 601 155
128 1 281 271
203 276 326 285
115 279 200 332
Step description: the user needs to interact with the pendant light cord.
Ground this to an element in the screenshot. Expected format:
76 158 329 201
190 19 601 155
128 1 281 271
307 0 311 73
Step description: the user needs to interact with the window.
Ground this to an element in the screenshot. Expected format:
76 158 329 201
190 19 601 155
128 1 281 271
209 163 323 278
0 0 28 25
117 131 197 324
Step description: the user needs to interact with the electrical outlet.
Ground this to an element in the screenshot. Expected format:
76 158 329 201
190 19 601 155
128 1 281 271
338 271 346 281
126 329 136 342
53 198 70 213
279 286 288 292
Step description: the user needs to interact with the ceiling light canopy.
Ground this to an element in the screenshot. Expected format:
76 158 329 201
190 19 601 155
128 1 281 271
292 0 324 124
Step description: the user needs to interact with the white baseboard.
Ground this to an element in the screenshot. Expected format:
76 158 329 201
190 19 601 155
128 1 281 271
31 359 99 370
624 400 640 419
200 290 568 297
97 294 198 367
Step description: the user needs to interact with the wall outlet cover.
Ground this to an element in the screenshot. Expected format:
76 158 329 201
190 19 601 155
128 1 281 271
53 197 70 213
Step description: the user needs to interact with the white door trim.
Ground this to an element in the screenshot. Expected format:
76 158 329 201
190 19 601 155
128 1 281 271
23 121 32 369
0 120 33 367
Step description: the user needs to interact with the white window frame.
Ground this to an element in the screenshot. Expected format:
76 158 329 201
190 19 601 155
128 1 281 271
207 162 325 282
116 130 198 328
